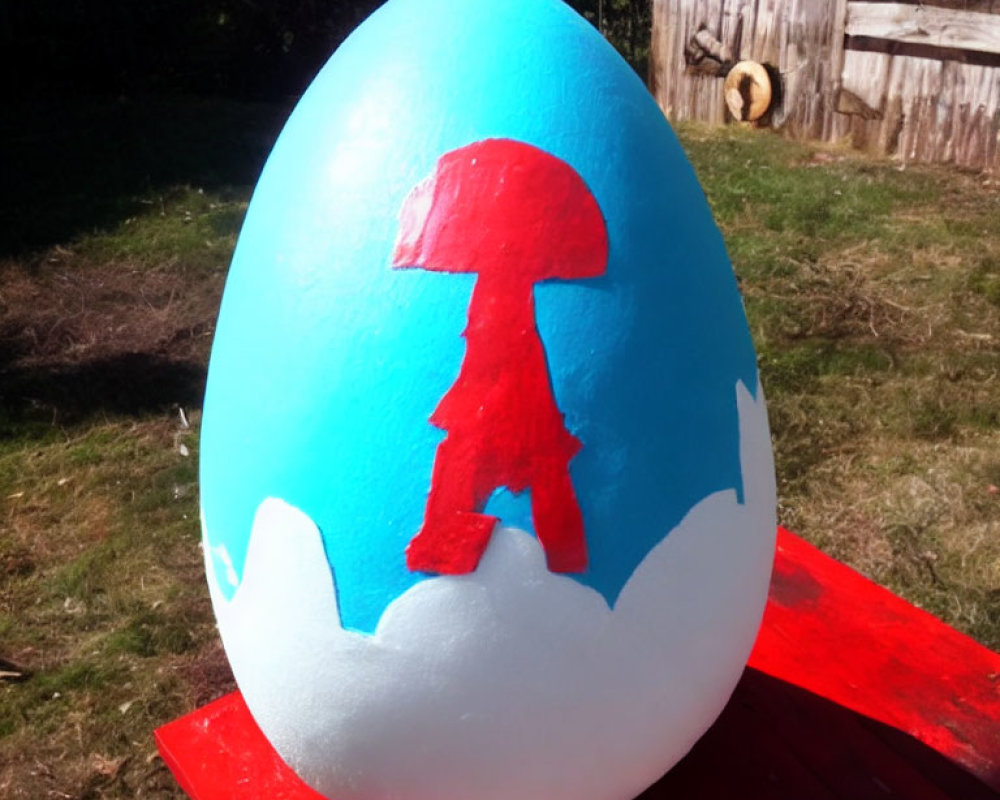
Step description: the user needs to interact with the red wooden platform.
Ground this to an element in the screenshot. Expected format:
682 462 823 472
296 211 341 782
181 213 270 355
156 528 1000 799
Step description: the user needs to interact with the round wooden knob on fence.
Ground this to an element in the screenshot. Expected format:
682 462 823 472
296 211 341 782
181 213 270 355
724 61 773 122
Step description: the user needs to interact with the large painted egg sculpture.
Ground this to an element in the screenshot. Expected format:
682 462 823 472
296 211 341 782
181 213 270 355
199 0 777 798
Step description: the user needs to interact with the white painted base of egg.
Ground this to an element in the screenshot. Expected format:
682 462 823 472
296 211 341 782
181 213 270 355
204 379 776 800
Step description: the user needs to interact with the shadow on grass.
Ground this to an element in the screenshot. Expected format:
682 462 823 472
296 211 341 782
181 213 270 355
0 352 205 432
1 93 290 258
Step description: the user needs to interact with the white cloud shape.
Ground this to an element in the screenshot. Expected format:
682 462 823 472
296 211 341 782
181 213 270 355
205 380 776 800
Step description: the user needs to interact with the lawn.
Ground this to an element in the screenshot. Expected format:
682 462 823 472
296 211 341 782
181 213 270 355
1 97 998 797
683 124 1000 647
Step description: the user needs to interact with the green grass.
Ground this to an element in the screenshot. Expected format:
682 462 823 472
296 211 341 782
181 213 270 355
1 106 999 796
681 122 1000 647
74 185 248 271
1 417 215 795
969 256 1000 307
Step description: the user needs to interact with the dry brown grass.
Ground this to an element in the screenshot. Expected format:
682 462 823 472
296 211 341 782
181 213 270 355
0 411 234 798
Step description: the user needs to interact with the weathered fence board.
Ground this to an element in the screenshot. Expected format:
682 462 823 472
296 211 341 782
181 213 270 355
840 49 1000 169
651 0 1000 170
846 2 1000 56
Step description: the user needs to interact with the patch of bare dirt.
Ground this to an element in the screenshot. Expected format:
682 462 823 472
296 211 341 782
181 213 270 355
0 255 223 425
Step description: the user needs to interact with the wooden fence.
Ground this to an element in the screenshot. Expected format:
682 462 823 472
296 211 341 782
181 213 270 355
650 0 1000 170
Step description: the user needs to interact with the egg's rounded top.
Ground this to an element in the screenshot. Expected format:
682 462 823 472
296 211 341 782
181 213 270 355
200 0 758 633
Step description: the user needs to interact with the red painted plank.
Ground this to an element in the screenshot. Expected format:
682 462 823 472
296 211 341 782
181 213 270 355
751 528 1000 788
156 528 1000 799
154 692 325 800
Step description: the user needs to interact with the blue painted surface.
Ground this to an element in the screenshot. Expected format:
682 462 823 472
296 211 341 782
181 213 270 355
200 0 759 633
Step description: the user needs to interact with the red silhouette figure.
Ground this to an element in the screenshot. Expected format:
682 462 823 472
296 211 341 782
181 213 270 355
392 139 609 575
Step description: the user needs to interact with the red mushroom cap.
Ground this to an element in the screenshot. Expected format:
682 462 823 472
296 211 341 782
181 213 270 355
392 139 608 283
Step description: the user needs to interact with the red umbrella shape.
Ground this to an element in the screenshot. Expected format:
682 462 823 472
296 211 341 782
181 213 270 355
393 138 609 575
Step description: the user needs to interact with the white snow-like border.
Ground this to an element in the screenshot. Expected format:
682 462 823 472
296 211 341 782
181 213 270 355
204 379 776 800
